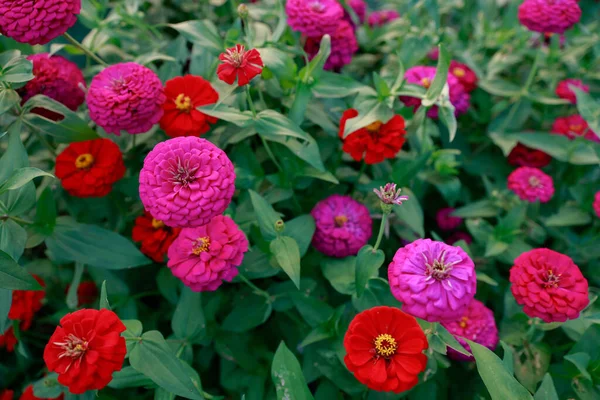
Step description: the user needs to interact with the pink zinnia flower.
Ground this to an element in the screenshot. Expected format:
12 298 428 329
518 0 581 34
552 115 599 143
167 215 249 292
446 232 472 246
441 300 499 361
436 208 462 231
346 0 367 24
594 191 600 218
305 20 358 71
139 137 236 228
0 0 80 45
510 248 589 323
388 239 477 322
18 53 86 121
311 194 372 258
555 79 589 104
427 47 439 61
285 0 344 37
367 10 400 27
507 167 554 203
87 62 165 135
449 61 478 93
217 45 263 86
508 143 552 168
400 66 470 118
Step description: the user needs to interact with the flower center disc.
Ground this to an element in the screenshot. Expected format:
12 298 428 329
366 121 383 133
334 215 348 227
424 250 454 281
453 67 465 78
152 219 165 229
192 236 211 255
543 269 561 288
75 153 94 169
459 316 469 328
421 77 432 88
569 124 582 132
374 333 397 357
175 93 193 112
528 176 541 188
54 333 89 362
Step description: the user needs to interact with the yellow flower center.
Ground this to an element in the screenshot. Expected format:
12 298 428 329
374 333 397 357
528 176 541 188
151 219 165 229
75 153 94 169
421 77 431 88
175 93 193 112
365 121 383 133
543 269 561 289
459 316 469 328
192 236 211 255
334 215 348 227
453 67 465 78
569 124 582 132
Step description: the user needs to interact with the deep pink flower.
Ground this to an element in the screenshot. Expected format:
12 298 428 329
446 232 472 246
367 10 400 27
87 62 165 135
441 300 499 361
449 61 478 93
552 115 599 143
510 248 589 322
18 54 85 121
217 45 263 86
388 239 477 322
436 208 462 231
0 0 80 45
285 0 344 37
400 66 470 118
311 194 372 258
167 215 249 292
594 191 600 218
555 79 589 104
305 20 358 71
507 167 554 203
346 0 367 24
508 143 552 168
518 0 581 34
139 137 236 228
427 47 439 61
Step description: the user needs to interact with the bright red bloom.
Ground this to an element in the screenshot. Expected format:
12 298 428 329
510 249 589 323
43 309 127 394
19 385 64 400
0 327 18 352
55 138 126 198
552 115 599 143
132 212 181 262
508 143 551 168
0 390 14 400
339 109 407 164
9 275 45 330
344 306 428 393
555 79 588 104
217 45 263 86
159 75 219 138
449 61 478 93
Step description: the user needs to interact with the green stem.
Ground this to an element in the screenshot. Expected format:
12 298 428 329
523 51 543 94
63 32 108 66
202 391 215 399
66 263 85 310
238 273 270 300
7 216 34 225
372 213 388 252
260 135 283 171
31 128 57 157
246 85 257 117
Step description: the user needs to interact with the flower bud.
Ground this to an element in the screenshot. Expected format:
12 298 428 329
274 219 285 233
237 4 249 19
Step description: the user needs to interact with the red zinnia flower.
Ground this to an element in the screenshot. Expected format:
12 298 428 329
9 275 45 330
19 385 64 400
552 115 599 143
508 143 551 168
217 44 263 86
132 212 181 262
555 79 588 104
449 61 478 93
55 138 126 198
43 309 127 394
66 282 99 306
159 75 219 138
339 109 407 164
0 390 14 400
343 306 428 393
0 327 18 352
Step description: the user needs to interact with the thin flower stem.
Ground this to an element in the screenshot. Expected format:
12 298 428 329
372 213 388 252
32 128 57 157
260 135 283 171
63 32 108 66
245 85 257 117
7 216 34 225
238 273 271 300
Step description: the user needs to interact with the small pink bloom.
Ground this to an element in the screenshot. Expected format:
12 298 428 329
436 208 462 231
555 79 589 104
552 115 599 143
507 167 554 203
217 44 263 86
367 10 400 27
593 191 600 218
373 183 409 205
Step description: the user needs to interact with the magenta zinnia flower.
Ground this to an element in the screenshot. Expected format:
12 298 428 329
139 137 236 228
441 300 499 361
217 44 263 86
167 215 249 292
367 10 400 27
555 79 588 104
388 239 477 322
18 53 86 121
518 0 581 34
0 0 80 45
311 194 372 258
285 0 344 37
436 208 462 231
594 191 600 218
305 20 358 71
507 167 554 203
400 66 470 118
346 0 367 24
552 115 599 143
87 62 165 135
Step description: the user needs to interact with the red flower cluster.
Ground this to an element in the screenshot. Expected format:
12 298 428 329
449 60 478 92
555 78 588 104
44 309 127 394
132 212 181 262
160 75 219 138
0 327 18 352
217 44 263 86
339 109 407 164
344 306 428 393
508 143 551 168
552 115 599 143
55 138 126 198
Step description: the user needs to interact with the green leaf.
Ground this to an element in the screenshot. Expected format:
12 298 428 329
122 319 143 354
129 331 204 400
393 188 424 237
99 280 111 310
284 215 315 257
196 103 254 127
300 35 331 82
453 200 499 218
438 105 457 142
32 373 65 399
477 272 499 287
544 206 591 227
0 88 20 115
66 263 84 309
172 288 205 342
321 257 356 295
0 53 34 83
169 20 224 56
257 47 297 83
564 352 592 381
533 374 559 400
0 249 42 290
354 245 384 297
500 341 514 375
342 97 393 138
573 87 600 137
34 187 57 235
312 72 374 98
436 323 471 356
271 341 314 400
0 288 11 332
109 366 155 389
372 72 390 97
425 44 450 102
468 340 534 400
0 219 27 261
221 293 272 332
270 236 301 289
0 167 54 195
248 190 282 241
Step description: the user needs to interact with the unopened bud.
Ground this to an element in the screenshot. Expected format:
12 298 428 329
237 4 249 19
274 219 285 233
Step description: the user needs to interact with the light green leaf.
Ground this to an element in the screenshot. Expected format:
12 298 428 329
248 190 282 241
32 373 65 399
453 200 499 218
425 44 450 102
393 188 424 237
544 206 591 227
573 87 600 137
342 97 393 138
321 257 356 295
197 103 254 127
0 249 43 290
0 167 54 195
169 20 223 55
436 323 471 356
0 88 20 115
533 374 559 400
270 236 301 289
109 366 155 389
354 245 384 298
300 35 331 82
122 319 143 354
271 341 315 400
501 341 514 375
284 215 315 257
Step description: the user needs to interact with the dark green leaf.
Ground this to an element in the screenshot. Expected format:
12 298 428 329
393 188 424 237
99 280 111 310
533 374 559 400
355 245 384 297
271 341 314 400
0 249 43 290
248 190 282 241
109 366 155 389
0 219 27 261
0 288 11 332
172 288 206 342
284 215 315 257
0 167 54 195
221 293 272 332
32 373 65 399
270 236 301 289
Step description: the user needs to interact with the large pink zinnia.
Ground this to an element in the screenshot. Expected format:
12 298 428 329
87 62 165 135
139 137 236 228
510 248 589 323
167 215 249 291
518 0 581 34
305 20 358 71
0 0 80 45
507 167 554 203
285 0 344 37
388 239 477 322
